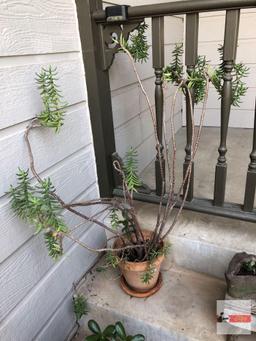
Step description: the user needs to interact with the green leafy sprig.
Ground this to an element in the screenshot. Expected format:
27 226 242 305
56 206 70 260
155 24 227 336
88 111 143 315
212 45 249 107
9 168 35 221
119 22 149 63
109 207 135 237
164 43 249 106
8 169 67 259
73 294 89 321
123 148 141 194
110 208 120 230
127 22 149 63
106 251 120 269
164 44 208 104
36 66 67 132
163 43 184 84
140 263 156 284
141 242 171 284
187 55 208 104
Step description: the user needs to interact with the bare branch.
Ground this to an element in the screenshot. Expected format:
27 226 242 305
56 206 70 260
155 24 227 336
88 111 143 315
24 120 121 237
63 232 147 254
160 75 210 240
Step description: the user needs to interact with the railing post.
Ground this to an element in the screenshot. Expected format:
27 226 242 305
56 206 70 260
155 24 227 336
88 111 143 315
152 16 165 196
214 9 240 206
244 100 256 211
183 13 199 201
75 0 116 197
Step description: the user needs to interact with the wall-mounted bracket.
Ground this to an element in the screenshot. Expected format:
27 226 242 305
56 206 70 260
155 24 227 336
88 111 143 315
99 20 143 70
105 5 129 22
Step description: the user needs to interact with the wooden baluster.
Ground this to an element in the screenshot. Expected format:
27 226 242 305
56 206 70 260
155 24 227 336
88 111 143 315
152 16 165 196
183 13 199 201
214 9 240 206
243 100 256 212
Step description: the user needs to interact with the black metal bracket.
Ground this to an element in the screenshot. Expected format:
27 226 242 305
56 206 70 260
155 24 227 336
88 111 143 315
105 5 129 23
98 19 143 70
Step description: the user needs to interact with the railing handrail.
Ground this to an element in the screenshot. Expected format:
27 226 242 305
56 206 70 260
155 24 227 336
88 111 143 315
77 0 256 220
93 0 256 22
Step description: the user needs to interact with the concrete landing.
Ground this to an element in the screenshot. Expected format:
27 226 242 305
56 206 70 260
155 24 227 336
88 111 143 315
76 260 226 341
134 201 256 280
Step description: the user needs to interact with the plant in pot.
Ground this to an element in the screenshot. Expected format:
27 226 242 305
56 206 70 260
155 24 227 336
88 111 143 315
225 253 256 338
8 23 248 297
226 252 256 300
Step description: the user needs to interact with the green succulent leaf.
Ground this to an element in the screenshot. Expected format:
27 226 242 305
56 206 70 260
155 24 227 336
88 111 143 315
103 324 115 337
88 320 101 334
115 321 126 339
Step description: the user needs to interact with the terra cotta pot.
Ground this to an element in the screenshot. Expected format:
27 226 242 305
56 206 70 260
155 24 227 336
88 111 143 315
113 229 164 293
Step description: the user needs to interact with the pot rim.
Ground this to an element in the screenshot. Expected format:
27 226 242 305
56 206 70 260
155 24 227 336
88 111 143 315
112 229 165 269
226 272 256 279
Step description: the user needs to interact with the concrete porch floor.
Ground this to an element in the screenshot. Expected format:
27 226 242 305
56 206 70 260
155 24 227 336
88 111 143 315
76 261 226 341
75 200 256 341
141 127 255 206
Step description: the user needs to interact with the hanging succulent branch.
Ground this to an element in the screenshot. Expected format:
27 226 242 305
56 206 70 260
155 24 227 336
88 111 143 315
9 66 148 259
164 43 249 106
36 66 67 132
188 55 208 104
121 22 149 63
163 43 184 84
123 148 141 194
211 45 249 107
9 169 66 259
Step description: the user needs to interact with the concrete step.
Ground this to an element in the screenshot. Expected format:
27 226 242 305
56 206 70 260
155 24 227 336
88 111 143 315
134 201 256 279
76 260 226 341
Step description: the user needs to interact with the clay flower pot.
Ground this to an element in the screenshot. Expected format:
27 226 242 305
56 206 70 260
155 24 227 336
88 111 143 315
113 229 165 294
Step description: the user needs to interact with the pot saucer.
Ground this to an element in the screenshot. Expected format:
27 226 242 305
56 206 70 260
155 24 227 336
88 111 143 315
120 273 163 298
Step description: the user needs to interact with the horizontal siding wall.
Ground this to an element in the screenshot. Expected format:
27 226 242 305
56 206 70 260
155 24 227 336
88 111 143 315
0 1 106 340
183 9 256 128
107 0 184 173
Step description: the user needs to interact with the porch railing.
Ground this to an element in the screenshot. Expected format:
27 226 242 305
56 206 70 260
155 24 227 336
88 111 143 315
76 0 256 222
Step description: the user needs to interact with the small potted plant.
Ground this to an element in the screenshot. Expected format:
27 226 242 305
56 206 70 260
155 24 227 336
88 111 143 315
225 253 256 338
226 252 256 299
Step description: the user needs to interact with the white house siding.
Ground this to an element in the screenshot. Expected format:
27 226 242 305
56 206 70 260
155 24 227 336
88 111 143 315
106 1 184 173
0 1 106 340
184 9 256 128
